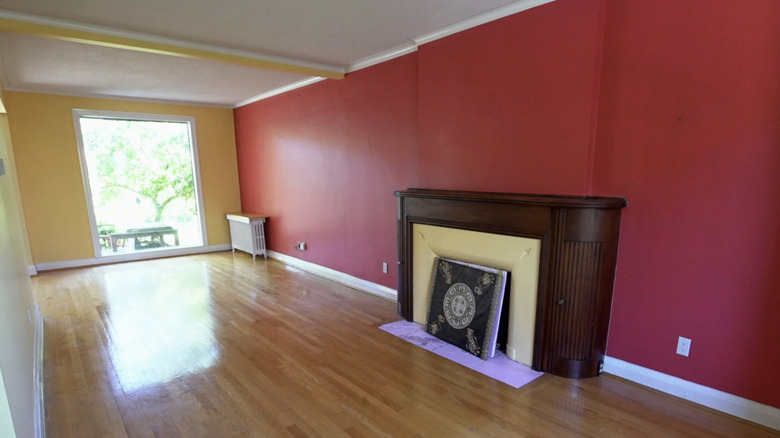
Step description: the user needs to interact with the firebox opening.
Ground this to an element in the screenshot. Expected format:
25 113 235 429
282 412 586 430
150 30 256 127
412 224 541 367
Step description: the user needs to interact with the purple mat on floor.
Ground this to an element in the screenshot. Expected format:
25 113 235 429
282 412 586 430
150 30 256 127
379 320 543 388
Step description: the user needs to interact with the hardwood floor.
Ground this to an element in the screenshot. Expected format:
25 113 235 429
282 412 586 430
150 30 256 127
33 252 778 437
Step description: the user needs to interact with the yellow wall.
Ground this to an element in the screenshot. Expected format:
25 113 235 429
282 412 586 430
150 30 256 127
5 91 241 264
0 109 33 267
0 97 36 437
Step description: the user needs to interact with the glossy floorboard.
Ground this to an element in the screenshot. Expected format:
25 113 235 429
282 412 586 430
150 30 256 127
33 252 779 438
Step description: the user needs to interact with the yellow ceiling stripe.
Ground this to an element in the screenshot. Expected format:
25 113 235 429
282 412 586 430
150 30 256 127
0 17 345 79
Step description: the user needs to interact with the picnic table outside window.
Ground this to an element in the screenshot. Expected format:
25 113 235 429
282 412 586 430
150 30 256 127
102 225 180 252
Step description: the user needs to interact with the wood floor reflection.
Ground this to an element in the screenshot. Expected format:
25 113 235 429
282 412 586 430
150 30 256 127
33 252 779 437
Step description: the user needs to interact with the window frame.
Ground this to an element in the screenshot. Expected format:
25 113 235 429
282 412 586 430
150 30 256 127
72 109 208 259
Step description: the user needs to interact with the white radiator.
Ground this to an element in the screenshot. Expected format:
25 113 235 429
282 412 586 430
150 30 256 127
226 213 267 260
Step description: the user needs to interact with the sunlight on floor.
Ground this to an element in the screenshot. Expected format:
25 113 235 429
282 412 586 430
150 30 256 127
101 262 218 392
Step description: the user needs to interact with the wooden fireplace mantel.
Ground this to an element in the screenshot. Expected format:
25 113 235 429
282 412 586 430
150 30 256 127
395 188 627 379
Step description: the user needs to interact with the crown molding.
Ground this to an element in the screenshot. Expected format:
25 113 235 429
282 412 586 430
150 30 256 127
346 0 556 73
234 77 327 108
414 0 556 46
5 0 557 106
347 42 418 73
2 85 234 109
251 0 557 103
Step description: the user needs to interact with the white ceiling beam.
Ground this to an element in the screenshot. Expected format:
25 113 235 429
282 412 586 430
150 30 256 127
0 10 345 79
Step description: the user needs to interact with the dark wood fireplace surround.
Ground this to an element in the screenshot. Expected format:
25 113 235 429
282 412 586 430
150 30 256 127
395 189 627 379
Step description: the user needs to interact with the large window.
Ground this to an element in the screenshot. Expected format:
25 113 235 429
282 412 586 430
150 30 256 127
74 110 207 258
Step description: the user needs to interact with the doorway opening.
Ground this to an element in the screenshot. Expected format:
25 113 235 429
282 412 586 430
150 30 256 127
74 110 207 258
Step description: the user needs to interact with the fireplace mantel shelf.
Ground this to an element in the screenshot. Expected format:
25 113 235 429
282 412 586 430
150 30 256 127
395 188 627 379
398 188 627 209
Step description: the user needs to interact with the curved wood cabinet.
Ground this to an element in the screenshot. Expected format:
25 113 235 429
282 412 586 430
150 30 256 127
395 188 627 378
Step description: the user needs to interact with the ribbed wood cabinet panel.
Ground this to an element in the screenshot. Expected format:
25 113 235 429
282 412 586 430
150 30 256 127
551 241 604 361
395 189 627 379
546 238 608 377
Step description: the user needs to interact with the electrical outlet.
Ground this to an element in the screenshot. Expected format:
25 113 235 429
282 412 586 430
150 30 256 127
382 262 388 274
296 241 306 251
676 336 691 357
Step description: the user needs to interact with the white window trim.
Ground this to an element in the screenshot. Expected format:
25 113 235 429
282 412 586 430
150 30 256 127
72 109 209 258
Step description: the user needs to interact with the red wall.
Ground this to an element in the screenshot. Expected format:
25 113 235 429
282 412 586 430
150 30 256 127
234 0 780 408
593 0 780 407
418 0 604 194
234 55 418 287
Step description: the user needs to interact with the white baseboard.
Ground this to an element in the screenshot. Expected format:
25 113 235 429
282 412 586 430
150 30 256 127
28 265 38 276
33 305 45 438
34 244 231 272
604 356 779 431
267 250 397 302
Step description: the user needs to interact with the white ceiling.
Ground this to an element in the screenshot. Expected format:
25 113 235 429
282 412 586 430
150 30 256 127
0 0 553 107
